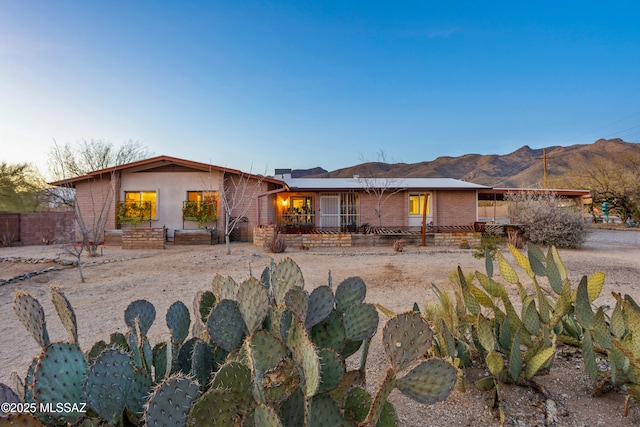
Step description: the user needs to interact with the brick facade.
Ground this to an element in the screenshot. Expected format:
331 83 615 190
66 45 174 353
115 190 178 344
122 228 166 249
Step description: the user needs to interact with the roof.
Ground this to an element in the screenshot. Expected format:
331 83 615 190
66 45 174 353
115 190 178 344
283 176 490 191
477 187 591 200
49 155 284 187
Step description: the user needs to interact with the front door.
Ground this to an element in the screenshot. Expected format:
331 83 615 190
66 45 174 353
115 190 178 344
320 195 340 228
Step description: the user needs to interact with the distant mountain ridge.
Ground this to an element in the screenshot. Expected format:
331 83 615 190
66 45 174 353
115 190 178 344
296 139 640 188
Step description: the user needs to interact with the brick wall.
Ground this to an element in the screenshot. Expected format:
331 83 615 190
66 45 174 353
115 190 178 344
122 228 166 249
253 226 352 248
253 226 478 248
74 177 117 242
359 192 406 227
0 212 74 246
434 191 477 227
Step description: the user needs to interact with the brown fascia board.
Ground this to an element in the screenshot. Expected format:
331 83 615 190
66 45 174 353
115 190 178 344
48 155 284 187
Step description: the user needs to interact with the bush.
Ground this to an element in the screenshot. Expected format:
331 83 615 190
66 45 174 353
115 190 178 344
472 232 503 259
264 232 287 253
505 190 586 248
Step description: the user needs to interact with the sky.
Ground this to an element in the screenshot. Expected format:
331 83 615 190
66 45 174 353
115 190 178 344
2 1 640 180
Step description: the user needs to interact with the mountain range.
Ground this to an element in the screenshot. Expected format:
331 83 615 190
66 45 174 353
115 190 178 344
293 139 640 188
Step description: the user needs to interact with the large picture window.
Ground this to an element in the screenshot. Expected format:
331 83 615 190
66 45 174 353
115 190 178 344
409 193 430 216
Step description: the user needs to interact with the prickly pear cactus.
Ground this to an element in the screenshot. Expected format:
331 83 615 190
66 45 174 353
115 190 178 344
84 348 134 423
50 286 78 345
13 292 49 348
144 374 201 427
32 343 88 423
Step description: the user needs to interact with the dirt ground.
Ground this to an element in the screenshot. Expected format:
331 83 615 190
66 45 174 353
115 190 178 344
1 228 640 426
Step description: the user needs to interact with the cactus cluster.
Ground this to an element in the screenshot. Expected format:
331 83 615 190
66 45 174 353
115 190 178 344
1 258 456 426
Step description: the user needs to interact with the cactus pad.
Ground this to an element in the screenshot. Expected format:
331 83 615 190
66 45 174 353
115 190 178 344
308 395 342 427
191 339 213 391
335 277 367 313
84 348 133 423
0 413 45 426
144 374 201 427
187 388 242 426
124 300 156 337
0 384 21 414
253 403 283 427
165 301 190 345
207 299 245 353
50 286 77 345
211 274 237 302
126 368 153 419
287 320 320 397
285 287 309 324
272 258 305 305
32 343 87 423
262 358 301 405
305 286 335 329
310 311 346 353
343 303 379 342
383 312 433 372
316 348 345 395
211 361 253 409
13 292 50 348
396 358 456 404
237 277 270 334
193 290 216 324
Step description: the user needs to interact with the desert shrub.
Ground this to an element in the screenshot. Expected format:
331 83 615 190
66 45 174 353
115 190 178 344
264 232 287 253
505 190 586 248
393 238 405 252
472 232 503 259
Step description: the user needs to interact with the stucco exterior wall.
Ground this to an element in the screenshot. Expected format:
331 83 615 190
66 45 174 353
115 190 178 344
433 190 478 227
120 170 223 238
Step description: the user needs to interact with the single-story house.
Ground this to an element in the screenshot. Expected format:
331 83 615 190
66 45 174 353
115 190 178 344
52 156 587 247
50 156 284 243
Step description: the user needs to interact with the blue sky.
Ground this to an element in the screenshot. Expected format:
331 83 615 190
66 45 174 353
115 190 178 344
2 1 640 179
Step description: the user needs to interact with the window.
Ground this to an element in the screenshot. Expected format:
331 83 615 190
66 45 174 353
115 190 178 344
124 191 157 218
187 191 218 205
409 193 430 216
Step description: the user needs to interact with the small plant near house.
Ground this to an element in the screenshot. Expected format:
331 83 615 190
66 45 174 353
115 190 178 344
472 231 504 259
182 200 217 229
264 231 287 253
116 201 152 228
393 238 405 252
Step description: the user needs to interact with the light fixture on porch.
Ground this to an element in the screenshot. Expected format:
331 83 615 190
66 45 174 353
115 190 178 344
281 199 289 207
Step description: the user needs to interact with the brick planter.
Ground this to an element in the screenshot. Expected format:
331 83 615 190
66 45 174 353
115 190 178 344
122 228 166 249
174 229 218 245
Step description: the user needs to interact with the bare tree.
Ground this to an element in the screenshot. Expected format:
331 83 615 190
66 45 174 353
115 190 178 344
355 151 404 227
220 169 265 254
47 140 150 280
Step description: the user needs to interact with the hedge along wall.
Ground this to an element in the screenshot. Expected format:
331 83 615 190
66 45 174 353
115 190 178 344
0 212 75 246
122 228 166 249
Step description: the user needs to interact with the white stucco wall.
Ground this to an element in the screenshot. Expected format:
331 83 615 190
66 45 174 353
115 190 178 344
120 170 222 237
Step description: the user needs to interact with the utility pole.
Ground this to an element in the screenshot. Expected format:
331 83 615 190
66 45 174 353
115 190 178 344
543 148 547 188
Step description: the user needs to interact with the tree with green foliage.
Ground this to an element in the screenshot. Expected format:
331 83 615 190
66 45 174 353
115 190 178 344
0 162 46 213
561 152 640 224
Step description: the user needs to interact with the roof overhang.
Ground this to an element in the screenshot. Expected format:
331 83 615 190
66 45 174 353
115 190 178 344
49 155 285 187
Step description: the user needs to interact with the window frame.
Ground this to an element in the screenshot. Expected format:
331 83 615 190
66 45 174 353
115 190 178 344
409 193 431 216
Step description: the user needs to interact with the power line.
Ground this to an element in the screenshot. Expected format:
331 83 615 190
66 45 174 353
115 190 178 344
564 110 640 143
